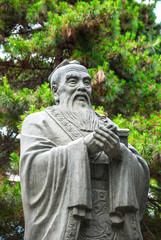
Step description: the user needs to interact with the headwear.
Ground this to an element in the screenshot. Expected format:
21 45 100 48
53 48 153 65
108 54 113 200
48 59 80 85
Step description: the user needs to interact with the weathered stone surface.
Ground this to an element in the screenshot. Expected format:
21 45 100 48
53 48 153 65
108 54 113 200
20 60 149 240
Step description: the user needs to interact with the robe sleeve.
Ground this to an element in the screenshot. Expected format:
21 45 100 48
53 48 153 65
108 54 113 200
109 142 149 220
20 112 92 239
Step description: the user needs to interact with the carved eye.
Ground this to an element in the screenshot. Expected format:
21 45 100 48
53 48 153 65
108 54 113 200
67 78 77 86
84 79 91 87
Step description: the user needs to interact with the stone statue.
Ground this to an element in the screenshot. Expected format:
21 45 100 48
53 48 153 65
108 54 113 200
20 60 149 240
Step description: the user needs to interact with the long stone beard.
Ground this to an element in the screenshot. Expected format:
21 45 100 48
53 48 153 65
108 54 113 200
59 92 100 132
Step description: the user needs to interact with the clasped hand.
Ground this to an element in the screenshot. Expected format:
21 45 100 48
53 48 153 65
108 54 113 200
84 125 121 159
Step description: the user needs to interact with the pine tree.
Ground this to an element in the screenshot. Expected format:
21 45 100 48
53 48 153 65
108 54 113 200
0 0 161 239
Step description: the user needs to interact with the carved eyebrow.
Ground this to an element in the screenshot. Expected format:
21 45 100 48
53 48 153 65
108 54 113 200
66 74 79 79
82 76 91 81
65 73 91 81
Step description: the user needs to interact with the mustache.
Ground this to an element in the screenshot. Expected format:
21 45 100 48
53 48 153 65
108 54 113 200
71 91 90 104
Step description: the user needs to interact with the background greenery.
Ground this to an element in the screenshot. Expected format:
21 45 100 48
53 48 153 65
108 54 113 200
0 0 161 239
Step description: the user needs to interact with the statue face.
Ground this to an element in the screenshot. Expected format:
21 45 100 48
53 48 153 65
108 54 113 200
53 64 92 107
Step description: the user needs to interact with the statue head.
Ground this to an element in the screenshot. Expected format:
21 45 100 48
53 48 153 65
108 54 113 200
48 60 92 108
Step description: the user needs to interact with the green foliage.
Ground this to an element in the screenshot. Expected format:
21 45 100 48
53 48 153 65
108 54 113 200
113 112 161 168
0 0 161 239
0 176 24 239
0 153 23 239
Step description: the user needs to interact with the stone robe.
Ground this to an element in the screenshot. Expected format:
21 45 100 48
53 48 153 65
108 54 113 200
20 106 149 240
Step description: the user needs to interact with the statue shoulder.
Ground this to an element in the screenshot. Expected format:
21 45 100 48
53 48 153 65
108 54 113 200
21 110 50 135
21 107 65 138
22 111 46 126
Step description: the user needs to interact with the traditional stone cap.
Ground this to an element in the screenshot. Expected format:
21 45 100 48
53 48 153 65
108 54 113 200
48 59 80 84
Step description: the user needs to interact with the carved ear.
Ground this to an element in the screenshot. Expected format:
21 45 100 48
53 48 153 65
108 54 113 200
51 84 57 93
51 84 59 104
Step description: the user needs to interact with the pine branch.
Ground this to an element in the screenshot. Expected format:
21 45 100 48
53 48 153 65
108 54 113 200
11 26 44 36
0 63 51 70
142 221 154 237
150 185 161 192
148 197 161 212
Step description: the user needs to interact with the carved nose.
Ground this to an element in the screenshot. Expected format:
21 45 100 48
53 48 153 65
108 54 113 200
77 83 86 91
